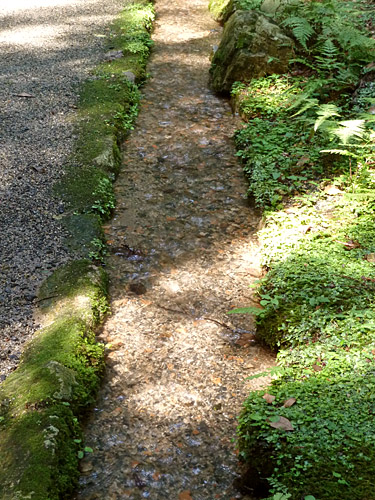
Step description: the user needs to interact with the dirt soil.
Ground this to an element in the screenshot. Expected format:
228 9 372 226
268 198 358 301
75 0 275 498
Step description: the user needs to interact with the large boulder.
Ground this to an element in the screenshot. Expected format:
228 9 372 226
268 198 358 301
210 10 294 93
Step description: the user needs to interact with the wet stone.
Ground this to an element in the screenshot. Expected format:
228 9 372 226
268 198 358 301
75 0 275 499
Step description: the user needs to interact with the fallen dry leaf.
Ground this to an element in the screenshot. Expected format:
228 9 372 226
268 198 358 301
13 92 35 98
283 397 296 408
268 416 294 431
366 253 375 263
111 406 123 417
312 364 322 372
335 239 361 250
179 491 193 500
263 393 276 404
324 185 342 195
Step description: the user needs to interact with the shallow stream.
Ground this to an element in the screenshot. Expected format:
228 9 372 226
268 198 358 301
76 0 275 497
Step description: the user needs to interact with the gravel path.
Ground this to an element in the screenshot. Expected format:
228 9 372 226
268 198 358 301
0 0 127 380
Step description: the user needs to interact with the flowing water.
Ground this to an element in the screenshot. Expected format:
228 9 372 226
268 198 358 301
76 0 275 498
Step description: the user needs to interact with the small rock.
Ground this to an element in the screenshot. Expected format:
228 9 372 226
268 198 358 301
104 50 123 61
79 459 94 474
123 71 136 83
128 282 147 295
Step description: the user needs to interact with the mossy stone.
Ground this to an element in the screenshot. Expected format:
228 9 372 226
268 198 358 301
38 259 108 323
55 166 115 220
210 10 294 93
208 0 235 23
62 214 103 259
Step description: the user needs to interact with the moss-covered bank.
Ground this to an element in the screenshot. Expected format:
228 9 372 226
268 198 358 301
0 2 154 498
0 261 107 500
57 0 155 233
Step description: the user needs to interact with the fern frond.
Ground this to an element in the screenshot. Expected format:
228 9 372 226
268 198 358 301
282 16 314 49
314 104 340 131
336 66 360 85
320 38 338 59
336 26 375 63
320 148 358 158
291 98 319 117
332 120 366 145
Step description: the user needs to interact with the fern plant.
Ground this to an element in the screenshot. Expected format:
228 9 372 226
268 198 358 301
282 15 314 50
279 0 375 87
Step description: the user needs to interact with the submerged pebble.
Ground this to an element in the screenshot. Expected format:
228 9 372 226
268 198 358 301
76 0 275 498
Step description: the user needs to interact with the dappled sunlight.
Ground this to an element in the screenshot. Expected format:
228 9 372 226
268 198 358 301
76 0 275 497
155 26 213 43
0 24 63 47
151 48 209 68
1 0 80 12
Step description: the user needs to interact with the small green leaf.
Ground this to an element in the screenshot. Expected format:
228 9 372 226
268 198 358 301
78 451 84 459
227 306 263 315
74 439 82 444
269 415 281 423
249 413 264 421
84 447 94 453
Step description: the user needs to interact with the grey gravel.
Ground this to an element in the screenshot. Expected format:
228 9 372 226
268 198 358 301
0 0 127 379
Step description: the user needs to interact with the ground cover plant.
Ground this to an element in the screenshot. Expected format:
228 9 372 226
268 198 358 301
225 0 375 497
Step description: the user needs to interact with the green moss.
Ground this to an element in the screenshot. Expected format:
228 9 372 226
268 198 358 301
62 214 103 259
208 0 234 22
74 78 140 175
38 259 108 321
57 0 154 223
0 260 107 498
56 167 115 220
0 408 80 500
0 322 103 498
